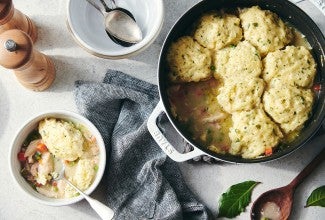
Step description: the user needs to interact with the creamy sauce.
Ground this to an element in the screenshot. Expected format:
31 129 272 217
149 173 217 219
260 202 281 220
291 26 312 49
168 78 232 154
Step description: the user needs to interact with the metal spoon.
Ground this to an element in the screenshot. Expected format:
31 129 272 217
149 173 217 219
53 160 114 220
100 0 136 47
86 0 142 45
250 147 325 220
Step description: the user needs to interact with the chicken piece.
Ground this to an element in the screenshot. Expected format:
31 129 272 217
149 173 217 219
36 152 54 185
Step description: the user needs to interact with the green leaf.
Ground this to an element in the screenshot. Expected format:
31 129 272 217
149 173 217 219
218 180 260 218
305 185 325 207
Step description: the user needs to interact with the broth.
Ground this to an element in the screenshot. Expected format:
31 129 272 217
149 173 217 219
168 78 232 154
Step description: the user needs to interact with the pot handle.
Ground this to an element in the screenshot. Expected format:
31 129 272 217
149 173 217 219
147 101 206 162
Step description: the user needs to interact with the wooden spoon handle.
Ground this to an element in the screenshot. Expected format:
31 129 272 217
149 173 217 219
289 147 325 189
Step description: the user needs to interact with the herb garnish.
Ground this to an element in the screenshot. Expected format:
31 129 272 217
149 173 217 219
218 180 260 218
305 185 325 207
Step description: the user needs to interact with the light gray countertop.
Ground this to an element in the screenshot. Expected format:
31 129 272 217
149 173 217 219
0 0 324 219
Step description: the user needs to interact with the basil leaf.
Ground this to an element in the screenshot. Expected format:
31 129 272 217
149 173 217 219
305 185 325 207
218 180 260 218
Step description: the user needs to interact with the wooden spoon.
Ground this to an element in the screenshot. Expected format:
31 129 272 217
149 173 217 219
250 147 325 220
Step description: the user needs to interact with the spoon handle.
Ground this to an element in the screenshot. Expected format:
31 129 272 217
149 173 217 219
108 0 117 9
85 196 115 220
86 0 107 15
99 0 111 11
289 147 325 189
65 179 114 220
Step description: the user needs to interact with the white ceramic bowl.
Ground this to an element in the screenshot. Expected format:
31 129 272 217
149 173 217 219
67 0 164 59
9 110 106 206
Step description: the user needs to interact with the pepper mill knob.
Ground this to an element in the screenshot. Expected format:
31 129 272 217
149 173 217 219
0 0 37 42
0 29 55 91
4 39 16 51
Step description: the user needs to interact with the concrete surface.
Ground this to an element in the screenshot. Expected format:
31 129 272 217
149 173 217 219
0 0 324 219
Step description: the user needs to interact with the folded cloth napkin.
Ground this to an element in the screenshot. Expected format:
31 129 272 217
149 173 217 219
74 70 209 220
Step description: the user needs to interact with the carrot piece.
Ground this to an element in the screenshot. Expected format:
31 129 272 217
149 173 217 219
36 143 48 152
265 148 273 156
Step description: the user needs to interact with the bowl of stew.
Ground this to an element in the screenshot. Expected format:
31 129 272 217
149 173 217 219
9 110 106 205
147 0 325 163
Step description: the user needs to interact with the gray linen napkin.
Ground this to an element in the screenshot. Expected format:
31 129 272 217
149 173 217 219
74 70 209 220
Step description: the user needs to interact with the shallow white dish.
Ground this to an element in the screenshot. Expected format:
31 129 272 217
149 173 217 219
67 0 164 59
9 110 106 206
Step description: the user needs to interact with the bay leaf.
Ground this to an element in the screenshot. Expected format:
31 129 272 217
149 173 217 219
218 180 260 218
305 185 325 207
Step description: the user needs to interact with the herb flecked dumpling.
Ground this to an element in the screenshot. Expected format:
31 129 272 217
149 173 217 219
229 107 283 159
217 77 264 113
194 13 242 50
239 6 293 56
214 40 262 82
39 118 84 161
263 82 314 134
167 36 212 83
262 46 316 88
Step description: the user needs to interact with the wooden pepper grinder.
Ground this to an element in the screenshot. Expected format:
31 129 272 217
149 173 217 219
0 29 55 91
0 0 37 42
